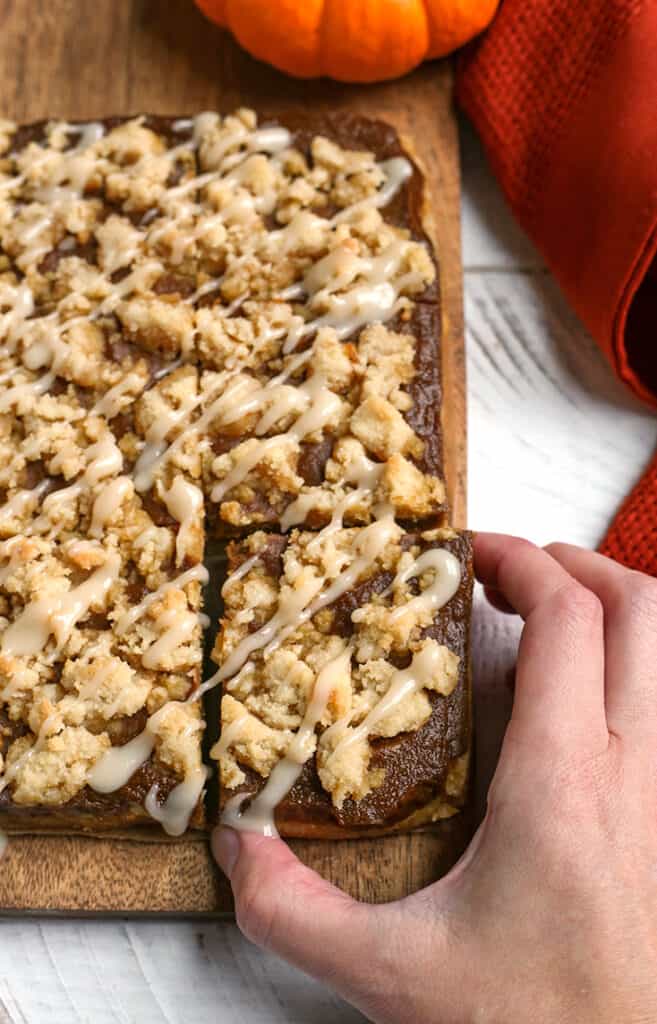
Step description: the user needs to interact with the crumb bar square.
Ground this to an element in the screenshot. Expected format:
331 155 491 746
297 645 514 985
199 303 446 533
212 524 472 837
0 365 207 833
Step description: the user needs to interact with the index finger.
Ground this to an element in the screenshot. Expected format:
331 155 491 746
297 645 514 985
476 533 588 620
474 534 608 756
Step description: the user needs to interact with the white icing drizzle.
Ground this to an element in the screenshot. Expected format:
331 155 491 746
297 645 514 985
210 706 250 759
87 729 155 793
281 485 363 536
209 435 282 504
0 711 62 796
93 261 162 321
335 642 451 756
144 764 209 837
1 257 161 376
76 436 121 483
1 552 120 657
3 130 416 536
220 553 261 594
1 122 106 271
199 242 415 509
282 240 418 356
28 482 83 537
142 605 199 669
279 491 322 532
210 371 342 504
0 121 103 196
280 446 383 534
185 277 224 305
88 701 206 837
131 355 299 493
162 476 204 565
332 157 413 224
22 338 57 371
387 549 461 622
90 475 133 538
63 537 102 561
344 447 384 490
26 435 124 538
270 512 399 651
306 489 367 549
114 563 209 636
0 371 55 412
0 175 23 195
141 118 292 264
152 348 313 469
218 533 462 834
90 371 145 418
0 480 50 525
3 140 414 490
221 644 352 836
0 280 34 342
73 122 106 149
132 388 207 492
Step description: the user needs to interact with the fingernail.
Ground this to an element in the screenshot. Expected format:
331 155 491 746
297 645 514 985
212 826 240 879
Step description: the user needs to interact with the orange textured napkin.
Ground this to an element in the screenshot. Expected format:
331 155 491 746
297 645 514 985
457 0 657 576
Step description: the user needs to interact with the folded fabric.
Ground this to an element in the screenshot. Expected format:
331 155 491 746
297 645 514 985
457 0 657 576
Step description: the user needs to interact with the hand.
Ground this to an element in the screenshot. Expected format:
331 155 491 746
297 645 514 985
212 534 657 1023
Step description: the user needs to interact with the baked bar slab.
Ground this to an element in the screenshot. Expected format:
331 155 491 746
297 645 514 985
0 108 451 838
212 525 472 838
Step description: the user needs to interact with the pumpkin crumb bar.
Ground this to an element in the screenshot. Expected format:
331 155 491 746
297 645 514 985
213 524 472 837
0 107 464 840
0 365 207 834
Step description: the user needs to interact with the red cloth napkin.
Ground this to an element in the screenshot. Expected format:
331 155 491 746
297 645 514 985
457 0 657 576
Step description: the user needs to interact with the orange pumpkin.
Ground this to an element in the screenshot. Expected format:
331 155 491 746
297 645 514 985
195 0 500 83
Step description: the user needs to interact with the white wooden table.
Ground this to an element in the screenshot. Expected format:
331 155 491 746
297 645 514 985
1 118 654 1024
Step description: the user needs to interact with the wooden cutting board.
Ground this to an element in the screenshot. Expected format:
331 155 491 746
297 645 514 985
0 0 466 913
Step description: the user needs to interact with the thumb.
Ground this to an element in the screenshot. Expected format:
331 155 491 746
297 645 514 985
212 826 386 993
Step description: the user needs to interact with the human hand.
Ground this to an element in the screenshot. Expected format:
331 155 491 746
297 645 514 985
213 534 657 1023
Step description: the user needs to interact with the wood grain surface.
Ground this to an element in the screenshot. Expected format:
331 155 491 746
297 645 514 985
0 0 466 914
